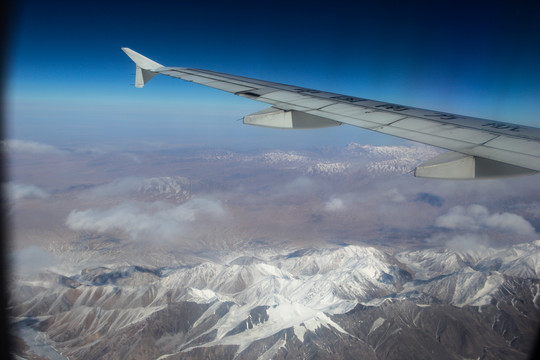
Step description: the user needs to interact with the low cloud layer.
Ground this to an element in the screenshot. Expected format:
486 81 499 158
5 182 50 201
436 204 535 236
323 187 407 213
280 177 317 196
444 233 490 253
11 246 59 275
66 197 226 242
4 139 67 155
323 197 346 212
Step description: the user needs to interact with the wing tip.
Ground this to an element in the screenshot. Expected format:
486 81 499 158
121 47 163 70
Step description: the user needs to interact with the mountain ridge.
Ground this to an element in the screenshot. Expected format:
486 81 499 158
11 241 540 359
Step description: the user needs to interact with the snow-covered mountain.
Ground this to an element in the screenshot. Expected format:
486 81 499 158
11 241 540 359
344 143 440 160
196 144 440 177
345 143 441 176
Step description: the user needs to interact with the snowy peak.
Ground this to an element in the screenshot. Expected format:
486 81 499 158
201 144 442 177
345 143 439 160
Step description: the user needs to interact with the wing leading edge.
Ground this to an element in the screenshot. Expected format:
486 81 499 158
121 48 540 180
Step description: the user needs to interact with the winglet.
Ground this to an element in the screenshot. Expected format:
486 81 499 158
122 48 163 88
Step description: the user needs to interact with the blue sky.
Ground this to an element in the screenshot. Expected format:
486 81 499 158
6 0 540 149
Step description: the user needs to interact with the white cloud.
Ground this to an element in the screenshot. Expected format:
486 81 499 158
11 246 59 275
66 197 226 242
284 177 316 193
5 182 50 201
482 212 534 235
445 233 490 253
270 177 318 199
384 188 406 203
324 197 346 212
4 139 67 155
436 204 535 235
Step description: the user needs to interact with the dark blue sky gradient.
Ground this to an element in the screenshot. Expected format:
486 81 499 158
6 0 540 148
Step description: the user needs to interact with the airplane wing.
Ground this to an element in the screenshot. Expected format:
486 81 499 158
122 48 540 180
